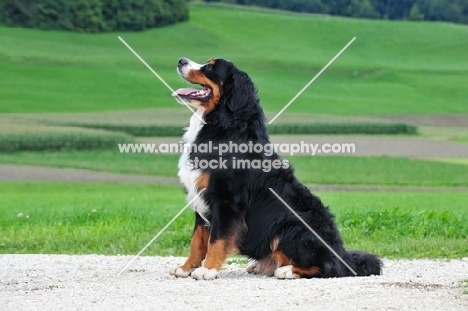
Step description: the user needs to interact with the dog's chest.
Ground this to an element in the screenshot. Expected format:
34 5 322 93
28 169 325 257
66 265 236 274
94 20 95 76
178 110 210 222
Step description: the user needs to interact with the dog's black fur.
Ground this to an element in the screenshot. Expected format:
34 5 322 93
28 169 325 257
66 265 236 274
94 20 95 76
174 58 382 278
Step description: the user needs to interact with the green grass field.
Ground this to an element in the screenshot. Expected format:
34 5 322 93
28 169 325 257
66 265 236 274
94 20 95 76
1 151 467 186
1 3 467 114
0 183 192 256
1 183 466 258
1 3 467 261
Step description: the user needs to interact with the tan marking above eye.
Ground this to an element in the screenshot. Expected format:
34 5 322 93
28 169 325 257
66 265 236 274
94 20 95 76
208 59 216 65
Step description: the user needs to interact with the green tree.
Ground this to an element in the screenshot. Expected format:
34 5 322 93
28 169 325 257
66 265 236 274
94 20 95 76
348 0 379 17
70 0 102 32
0 0 189 32
408 3 424 20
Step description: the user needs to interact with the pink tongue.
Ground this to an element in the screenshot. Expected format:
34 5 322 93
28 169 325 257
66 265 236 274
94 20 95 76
172 88 200 97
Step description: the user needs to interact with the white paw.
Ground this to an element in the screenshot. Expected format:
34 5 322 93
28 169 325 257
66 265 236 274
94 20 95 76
274 265 300 279
246 260 257 274
169 266 192 278
191 267 218 280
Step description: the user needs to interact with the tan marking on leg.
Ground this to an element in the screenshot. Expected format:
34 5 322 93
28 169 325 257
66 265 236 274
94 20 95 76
196 172 210 190
179 225 210 271
203 237 237 271
271 251 293 267
291 266 320 278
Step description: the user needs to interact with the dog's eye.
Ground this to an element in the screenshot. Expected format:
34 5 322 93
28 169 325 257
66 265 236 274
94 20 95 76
205 64 213 71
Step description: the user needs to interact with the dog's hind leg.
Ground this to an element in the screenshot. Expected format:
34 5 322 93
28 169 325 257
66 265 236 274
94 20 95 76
246 256 277 276
269 237 321 279
274 264 320 279
270 250 320 279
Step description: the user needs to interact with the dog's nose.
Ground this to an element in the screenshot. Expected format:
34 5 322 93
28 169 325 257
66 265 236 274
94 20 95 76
178 58 189 67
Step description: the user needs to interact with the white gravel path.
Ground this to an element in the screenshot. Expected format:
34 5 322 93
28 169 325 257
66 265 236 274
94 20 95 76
1 255 467 310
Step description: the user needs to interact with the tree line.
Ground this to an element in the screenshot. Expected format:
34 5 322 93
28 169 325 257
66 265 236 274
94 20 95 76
0 0 189 32
208 0 468 24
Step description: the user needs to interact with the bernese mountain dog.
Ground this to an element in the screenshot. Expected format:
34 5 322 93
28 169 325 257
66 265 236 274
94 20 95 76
169 57 382 280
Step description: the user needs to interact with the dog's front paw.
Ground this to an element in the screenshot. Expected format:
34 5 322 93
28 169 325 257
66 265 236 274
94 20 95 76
169 266 192 278
191 267 218 280
274 265 300 279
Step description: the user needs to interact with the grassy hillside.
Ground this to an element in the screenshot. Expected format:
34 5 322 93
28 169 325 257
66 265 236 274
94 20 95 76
0 3 467 114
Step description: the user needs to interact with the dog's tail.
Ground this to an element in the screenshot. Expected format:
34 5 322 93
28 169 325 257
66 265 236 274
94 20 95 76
318 250 382 277
346 250 382 276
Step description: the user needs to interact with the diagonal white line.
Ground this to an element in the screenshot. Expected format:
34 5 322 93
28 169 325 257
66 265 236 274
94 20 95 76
268 188 357 276
268 37 356 124
118 36 206 124
117 189 205 276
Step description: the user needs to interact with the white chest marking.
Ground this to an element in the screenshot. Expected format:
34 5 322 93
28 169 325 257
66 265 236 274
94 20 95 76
178 109 210 225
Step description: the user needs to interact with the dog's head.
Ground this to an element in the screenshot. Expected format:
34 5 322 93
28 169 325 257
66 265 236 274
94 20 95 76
172 57 257 114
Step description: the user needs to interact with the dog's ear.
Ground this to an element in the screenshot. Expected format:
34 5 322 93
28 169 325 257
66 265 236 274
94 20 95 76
224 65 258 115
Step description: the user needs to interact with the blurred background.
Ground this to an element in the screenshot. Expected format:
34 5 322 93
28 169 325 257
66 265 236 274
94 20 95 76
0 0 467 259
